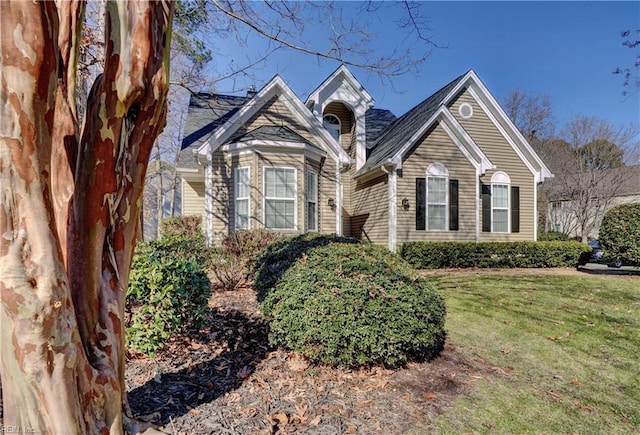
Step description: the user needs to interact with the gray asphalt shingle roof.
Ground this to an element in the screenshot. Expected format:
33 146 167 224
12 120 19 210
229 125 312 145
177 93 248 169
358 73 467 175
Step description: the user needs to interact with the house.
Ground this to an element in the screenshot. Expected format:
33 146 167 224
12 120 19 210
544 164 640 240
177 66 552 251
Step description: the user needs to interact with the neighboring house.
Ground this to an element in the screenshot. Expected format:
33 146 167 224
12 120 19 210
177 66 552 251
544 165 640 240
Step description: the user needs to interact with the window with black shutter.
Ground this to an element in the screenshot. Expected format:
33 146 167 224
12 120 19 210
481 183 491 232
449 179 459 231
511 186 520 233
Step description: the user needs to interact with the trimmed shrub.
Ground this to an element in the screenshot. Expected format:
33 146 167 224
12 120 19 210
400 241 591 269
160 215 203 239
257 235 446 368
599 203 640 266
126 238 211 356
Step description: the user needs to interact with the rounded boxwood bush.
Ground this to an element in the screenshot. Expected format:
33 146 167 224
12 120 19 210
257 236 446 368
599 203 640 266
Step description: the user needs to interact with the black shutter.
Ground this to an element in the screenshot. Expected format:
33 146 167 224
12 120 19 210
449 179 459 231
416 178 426 230
482 183 491 232
511 186 520 233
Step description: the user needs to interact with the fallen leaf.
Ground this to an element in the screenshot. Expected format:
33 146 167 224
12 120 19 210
310 415 322 426
272 413 289 425
423 392 437 400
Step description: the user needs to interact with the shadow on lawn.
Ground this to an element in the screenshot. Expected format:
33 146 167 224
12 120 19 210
127 307 269 425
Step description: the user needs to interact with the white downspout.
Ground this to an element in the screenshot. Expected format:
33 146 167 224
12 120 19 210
336 165 343 236
381 164 397 252
204 156 214 245
476 170 480 242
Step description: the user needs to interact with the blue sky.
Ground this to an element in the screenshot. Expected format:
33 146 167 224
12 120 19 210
210 1 639 138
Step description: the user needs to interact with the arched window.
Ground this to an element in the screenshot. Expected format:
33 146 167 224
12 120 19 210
426 163 449 230
323 114 341 142
491 172 510 233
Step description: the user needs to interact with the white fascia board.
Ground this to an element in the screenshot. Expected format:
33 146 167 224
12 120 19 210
390 107 444 171
440 109 495 174
465 77 553 182
466 86 539 181
306 65 375 110
199 75 350 166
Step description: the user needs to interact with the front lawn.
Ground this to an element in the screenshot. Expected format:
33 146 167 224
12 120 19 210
427 271 639 433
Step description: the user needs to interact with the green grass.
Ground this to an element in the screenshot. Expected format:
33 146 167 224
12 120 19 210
427 272 639 434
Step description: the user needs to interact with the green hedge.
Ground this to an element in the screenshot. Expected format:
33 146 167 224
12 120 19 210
400 241 591 269
599 203 640 266
256 234 446 368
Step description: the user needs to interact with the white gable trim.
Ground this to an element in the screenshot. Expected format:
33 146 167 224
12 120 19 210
305 65 375 112
381 106 493 175
441 70 552 183
196 75 350 166
440 109 495 174
466 86 539 180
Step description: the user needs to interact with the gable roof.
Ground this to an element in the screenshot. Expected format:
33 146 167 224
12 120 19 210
177 94 248 170
365 108 397 148
358 73 467 174
228 125 314 145
305 64 375 111
183 75 351 167
357 70 553 182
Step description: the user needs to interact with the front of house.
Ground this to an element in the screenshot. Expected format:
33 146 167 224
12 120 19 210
177 66 552 250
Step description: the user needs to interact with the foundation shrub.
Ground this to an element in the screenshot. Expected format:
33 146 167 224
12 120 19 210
126 238 211 356
400 241 591 269
257 235 446 368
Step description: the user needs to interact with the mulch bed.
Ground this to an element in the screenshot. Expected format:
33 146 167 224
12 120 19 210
126 288 483 434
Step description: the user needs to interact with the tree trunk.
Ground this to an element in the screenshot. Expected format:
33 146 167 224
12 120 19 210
1 1 174 433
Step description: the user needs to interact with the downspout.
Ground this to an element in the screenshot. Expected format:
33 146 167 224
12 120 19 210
533 179 538 241
336 165 343 236
204 155 214 245
475 169 480 242
381 164 397 252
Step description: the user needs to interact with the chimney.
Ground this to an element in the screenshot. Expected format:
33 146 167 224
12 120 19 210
246 85 257 99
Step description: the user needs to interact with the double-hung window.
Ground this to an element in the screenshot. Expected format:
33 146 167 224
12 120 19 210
323 114 341 142
306 171 318 231
426 163 448 230
264 167 296 230
491 172 510 233
234 167 250 230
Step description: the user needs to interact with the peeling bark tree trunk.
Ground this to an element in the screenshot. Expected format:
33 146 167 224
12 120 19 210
1 1 174 433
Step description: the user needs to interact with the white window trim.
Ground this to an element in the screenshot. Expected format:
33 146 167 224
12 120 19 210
491 171 510 233
323 113 341 142
426 163 449 231
306 170 318 232
234 166 250 230
262 166 298 231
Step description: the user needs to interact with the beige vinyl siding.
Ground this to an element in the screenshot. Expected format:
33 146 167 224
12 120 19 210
319 158 338 234
181 179 205 218
397 122 477 243
324 101 355 235
449 90 536 241
353 173 389 245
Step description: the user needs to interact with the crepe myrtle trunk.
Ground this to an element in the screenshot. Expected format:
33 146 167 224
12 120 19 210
0 1 174 433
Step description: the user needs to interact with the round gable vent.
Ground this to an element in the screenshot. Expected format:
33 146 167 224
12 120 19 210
459 103 473 119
